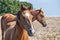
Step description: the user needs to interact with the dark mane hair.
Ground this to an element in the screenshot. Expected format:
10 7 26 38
17 11 21 19
16 10 22 25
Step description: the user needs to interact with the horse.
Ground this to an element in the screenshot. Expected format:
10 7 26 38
4 4 34 40
30 8 47 27
1 5 35 40
1 13 16 40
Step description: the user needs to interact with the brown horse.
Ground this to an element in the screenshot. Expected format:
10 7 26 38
1 13 16 40
4 5 34 40
1 5 34 40
30 8 47 27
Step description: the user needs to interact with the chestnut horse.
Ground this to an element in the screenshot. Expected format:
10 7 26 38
30 8 47 27
4 5 34 40
1 13 16 40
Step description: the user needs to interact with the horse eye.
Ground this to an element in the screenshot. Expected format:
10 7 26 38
40 15 44 17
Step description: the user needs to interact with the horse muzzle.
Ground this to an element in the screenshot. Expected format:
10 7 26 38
41 22 47 27
28 28 35 36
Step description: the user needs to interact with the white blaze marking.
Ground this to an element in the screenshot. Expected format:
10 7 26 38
31 25 35 33
25 13 30 18
31 23 35 34
25 12 35 33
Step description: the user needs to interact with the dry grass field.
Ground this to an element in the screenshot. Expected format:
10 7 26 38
0 16 60 40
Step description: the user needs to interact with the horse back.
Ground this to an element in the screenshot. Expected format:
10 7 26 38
1 13 16 31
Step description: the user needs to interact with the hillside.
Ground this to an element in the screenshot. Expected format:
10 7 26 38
0 17 60 40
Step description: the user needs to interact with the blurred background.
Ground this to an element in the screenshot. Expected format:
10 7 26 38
0 0 33 15
20 0 60 17
0 0 60 16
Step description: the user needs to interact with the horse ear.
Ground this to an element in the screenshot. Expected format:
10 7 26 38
40 8 44 12
20 4 27 11
40 8 42 10
40 8 44 16
28 5 32 10
38 8 43 13
17 11 21 20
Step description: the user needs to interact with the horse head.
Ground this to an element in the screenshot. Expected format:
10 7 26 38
31 8 47 27
16 4 35 36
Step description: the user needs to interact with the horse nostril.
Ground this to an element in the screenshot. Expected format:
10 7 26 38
43 23 47 27
28 30 34 36
41 21 47 27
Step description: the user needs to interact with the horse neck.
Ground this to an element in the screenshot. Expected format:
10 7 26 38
12 22 25 40
16 19 26 30
13 21 28 40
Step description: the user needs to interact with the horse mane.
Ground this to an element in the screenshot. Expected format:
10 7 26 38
17 10 21 19
15 10 21 25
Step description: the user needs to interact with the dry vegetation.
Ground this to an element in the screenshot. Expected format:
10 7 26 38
0 17 60 40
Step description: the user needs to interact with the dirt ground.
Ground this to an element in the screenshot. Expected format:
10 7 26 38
0 17 60 40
